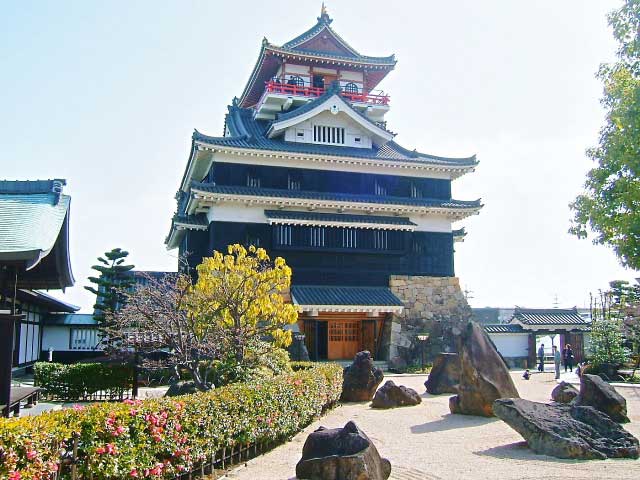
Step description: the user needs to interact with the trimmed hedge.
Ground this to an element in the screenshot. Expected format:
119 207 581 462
34 362 135 401
1 363 342 479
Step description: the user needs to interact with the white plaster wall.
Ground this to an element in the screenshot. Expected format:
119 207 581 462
285 110 372 149
41 326 70 351
210 151 455 180
339 70 363 82
409 215 453 233
489 333 529 358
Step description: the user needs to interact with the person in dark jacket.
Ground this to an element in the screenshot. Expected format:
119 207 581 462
537 344 545 372
564 344 574 372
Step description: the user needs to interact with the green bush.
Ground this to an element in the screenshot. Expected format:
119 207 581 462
1 363 342 479
34 362 134 401
290 361 317 371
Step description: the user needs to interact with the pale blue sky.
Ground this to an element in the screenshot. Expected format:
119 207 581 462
1 1 636 311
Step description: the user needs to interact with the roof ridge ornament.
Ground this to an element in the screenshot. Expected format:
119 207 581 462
318 2 332 24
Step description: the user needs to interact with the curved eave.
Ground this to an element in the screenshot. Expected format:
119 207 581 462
188 186 483 220
294 303 404 314
165 216 209 250
190 141 477 180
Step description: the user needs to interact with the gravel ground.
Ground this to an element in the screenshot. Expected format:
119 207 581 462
226 372 640 480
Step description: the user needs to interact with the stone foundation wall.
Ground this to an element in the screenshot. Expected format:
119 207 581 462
385 275 472 363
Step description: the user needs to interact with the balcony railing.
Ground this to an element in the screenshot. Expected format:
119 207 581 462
263 80 390 106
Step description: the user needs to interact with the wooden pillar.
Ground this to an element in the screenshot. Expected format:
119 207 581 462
0 314 21 418
527 332 536 369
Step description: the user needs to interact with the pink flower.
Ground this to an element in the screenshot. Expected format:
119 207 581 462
114 426 126 436
96 447 106 455
26 449 37 460
105 443 117 455
150 463 163 475
47 462 59 472
175 423 182 432
72 404 85 411
129 468 138 477
8 472 21 480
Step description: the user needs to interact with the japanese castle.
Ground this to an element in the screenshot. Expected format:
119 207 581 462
167 8 481 361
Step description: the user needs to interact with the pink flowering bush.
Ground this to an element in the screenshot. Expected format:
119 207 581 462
0 363 342 479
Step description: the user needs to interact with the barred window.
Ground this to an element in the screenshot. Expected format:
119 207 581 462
343 82 359 94
342 228 358 248
246 171 261 188
70 328 99 350
374 180 387 196
276 225 292 246
310 227 325 247
411 182 422 198
288 173 301 190
313 125 345 145
374 230 388 249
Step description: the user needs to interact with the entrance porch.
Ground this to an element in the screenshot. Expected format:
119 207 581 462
291 285 404 361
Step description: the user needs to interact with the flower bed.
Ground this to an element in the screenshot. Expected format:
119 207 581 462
0 363 342 479
34 362 135 401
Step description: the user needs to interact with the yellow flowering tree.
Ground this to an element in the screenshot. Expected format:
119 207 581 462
190 244 298 364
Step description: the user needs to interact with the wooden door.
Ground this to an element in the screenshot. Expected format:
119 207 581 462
361 319 376 357
302 319 317 361
328 320 361 360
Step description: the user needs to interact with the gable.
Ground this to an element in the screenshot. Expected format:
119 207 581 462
284 110 372 149
293 27 358 57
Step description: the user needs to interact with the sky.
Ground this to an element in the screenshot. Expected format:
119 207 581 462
1 0 637 312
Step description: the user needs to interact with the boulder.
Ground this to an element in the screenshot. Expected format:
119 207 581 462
574 374 629 423
371 380 422 409
449 322 519 416
296 421 391 480
493 398 639 460
164 380 198 397
424 353 459 395
388 356 408 373
551 381 579 404
341 351 384 402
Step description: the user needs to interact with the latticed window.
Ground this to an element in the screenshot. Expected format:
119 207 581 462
374 230 388 249
246 171 261 188
310 227 326 247
411 182 422 198
276 225 292 246
313 125 345 145
288 173 301 190
343 82 359 94
342 228 357 248
374 180 387 196
70 328 98 350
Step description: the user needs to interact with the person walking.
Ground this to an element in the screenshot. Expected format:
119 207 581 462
564 344 574 372
553 345 561 380
537 343 545 372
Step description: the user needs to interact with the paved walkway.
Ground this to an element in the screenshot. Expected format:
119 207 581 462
227 372 640 480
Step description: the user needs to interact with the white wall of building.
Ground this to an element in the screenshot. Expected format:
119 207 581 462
488 333 529 358
284 110 372 149
41 326 70 352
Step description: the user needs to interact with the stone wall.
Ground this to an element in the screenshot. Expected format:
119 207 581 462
385 275 472 363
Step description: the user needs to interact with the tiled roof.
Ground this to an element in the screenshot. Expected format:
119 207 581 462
45 313 97 326
17 289 79 313
511 308 588 326
264 210 416 227
291 285 404 306
191 183 482 210
172 214 209 228
192 105 478 168
484 324 525 334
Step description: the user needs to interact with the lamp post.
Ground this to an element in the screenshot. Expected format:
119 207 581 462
293 332 306 361
416 333 430 371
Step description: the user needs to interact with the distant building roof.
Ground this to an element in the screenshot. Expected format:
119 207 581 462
483 324 525 334
0 179 74 289
510 307 589 327
45 313 97 326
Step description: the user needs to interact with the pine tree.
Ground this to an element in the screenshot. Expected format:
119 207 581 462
85 248 135 328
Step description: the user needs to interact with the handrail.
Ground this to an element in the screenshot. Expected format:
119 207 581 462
263 81 390 106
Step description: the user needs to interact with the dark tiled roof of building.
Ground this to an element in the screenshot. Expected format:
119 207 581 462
264 210 416 227
511 308 588 326
191 183 482 210
193 105 477 168
452 228 466 238
484 324 525 334
172 214 209 228
17 289 79 313
291 285 404 306
0 179 66 195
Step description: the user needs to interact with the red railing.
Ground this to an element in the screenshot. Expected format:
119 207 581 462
263 81 390 106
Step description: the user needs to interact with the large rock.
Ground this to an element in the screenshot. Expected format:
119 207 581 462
371 380 421 409
165 380 199 397
449 322 519 416
341 351 384 402
551 381 579 404
424 352 459 395
574 374 629 423
388 356 408 374
296 421 391 480
493 398 639 460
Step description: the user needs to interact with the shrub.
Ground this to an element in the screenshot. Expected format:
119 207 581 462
34 362 134 401
290 361 317 371
1 363 342 479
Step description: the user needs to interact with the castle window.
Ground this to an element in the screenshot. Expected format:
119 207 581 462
276 225 292 246
313 125 345 145
341 228 357 248
310 227 325 247
287 75 305 87
412 238 426 254
288 173 301 190
246 170 261 188
246 228 262 248
374 230 388 249
343 82 358 94
411 182 422 198
374 180 387 196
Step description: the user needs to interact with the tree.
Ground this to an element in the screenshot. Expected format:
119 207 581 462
610 280 640 375
106 271 221 391
190 244 298 365
85 248 135 328
589 288 629 368
569 0 640 269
